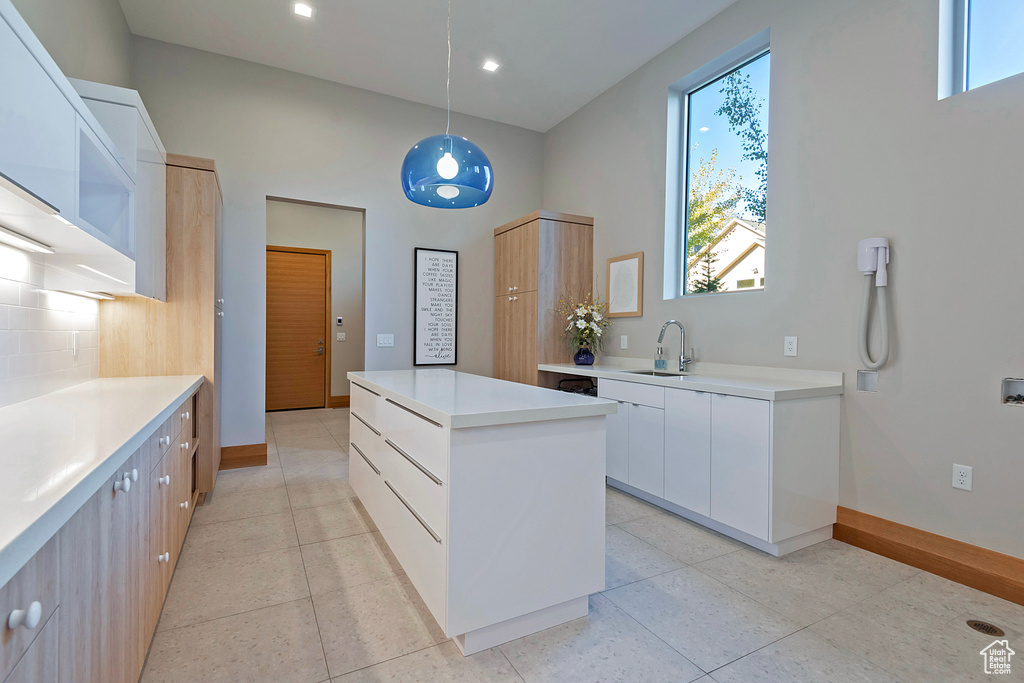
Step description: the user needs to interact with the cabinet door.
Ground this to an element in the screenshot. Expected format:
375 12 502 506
493 295 510 381
710 394 770 540
122 447 149 681
510 221 539 293
514 290 539 386
664 389 712 516
59 447 145 683
0 15 76 216
627 404 665 497
135 113 166 301
604 400 629 482
147 447 177 639
5 608 58 683
494 230 513 297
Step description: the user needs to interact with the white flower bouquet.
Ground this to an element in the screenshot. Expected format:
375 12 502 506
555 293 610 353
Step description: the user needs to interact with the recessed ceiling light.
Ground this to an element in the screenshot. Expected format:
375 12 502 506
293 2 314 18
482 60 500 72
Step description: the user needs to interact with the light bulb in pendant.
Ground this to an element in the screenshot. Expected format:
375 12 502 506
436 152 459 180
437 185 460 200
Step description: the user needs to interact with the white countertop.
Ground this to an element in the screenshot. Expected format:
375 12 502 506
539 358 844 401
0 375 204 587
349 369 616 429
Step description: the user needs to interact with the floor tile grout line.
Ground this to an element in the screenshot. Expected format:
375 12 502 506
495 644 528 682
152 595 313 637
611 521 743 568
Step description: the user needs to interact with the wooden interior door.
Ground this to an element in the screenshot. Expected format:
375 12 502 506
266 246 330 411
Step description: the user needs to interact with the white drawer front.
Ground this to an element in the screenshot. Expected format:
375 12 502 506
376 475 447 633
351 382 381 434
380 437 447 541
350 416 384 472
380 399 448 484
598 379 665 409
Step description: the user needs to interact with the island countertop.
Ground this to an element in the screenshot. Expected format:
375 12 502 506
348 369 616 429
0 375 204 588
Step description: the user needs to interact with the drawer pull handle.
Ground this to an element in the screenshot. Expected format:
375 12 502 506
181 411 190 420
130 468 139 482
352 412 381 436
157 552 170 563
158 475 171 486
385 480 442 544
114 473 132 494
159 436 171 446
7 601 42 630
351 443 380 475
385 398 443 428
180 501 189 510
386 438 442 486
351 382 380 397
181 441 190 451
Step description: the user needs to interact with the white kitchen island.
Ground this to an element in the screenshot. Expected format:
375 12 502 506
347 369 615 655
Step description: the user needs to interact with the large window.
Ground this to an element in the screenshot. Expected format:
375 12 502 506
954 0 1024 92
678 50 770 295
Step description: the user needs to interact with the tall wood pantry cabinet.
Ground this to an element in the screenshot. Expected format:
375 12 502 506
493 211 593 387
99 154 224 495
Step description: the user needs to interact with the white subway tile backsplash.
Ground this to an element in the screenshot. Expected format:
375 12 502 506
0 259 99 409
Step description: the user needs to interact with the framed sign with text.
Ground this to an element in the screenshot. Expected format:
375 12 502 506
414 248 458 366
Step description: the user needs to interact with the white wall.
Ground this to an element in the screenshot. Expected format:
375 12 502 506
543 0 1024 558
10 0 132 88
0 245 99 409
266 199 365 399
131 38 544 447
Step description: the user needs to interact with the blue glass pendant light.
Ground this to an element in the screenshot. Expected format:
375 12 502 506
401 0 493 208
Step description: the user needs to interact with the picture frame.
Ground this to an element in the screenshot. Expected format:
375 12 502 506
413 247 458 366
606 251 644 318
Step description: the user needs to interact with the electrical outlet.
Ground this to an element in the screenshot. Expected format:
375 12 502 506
952 464 973 491
376 333 394 348
784 336 798 357
620 335 628 350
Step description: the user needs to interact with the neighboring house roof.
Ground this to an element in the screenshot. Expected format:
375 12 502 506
687 217 766 278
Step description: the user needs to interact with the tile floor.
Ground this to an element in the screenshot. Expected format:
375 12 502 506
140 407 1024 682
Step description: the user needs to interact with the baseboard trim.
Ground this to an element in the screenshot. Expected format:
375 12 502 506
834 506 1024 606
329 395 350 408
219 443 268 470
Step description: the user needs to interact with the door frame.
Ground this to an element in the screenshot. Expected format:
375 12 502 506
266 244 332 410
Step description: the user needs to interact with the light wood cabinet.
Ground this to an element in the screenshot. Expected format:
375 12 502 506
493 211 593 387
99 155 223 495
0 536 59 681
4 609 58 683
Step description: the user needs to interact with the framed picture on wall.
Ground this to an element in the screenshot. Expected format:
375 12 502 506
607 252 644 318
414 248 458 366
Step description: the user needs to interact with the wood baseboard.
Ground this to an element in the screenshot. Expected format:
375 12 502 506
219 443 268 470
329 395 350 408
834 506 1024 606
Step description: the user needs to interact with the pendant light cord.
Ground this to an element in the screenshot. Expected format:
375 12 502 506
445 0 451 135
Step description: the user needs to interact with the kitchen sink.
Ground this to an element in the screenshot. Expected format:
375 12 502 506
622 370 689 378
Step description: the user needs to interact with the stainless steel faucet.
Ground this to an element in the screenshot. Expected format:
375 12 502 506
657 320 693 373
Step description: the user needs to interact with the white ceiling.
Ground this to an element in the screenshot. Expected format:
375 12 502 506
117 0 738 132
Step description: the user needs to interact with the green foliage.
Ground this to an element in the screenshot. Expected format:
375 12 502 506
690 250 723 293
716 71 768 223
686 148 739 258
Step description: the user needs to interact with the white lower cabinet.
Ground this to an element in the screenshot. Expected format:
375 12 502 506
601 377 839 556
664 388 711 517
627 404 665 497
604 400 629 482
709 394 770 541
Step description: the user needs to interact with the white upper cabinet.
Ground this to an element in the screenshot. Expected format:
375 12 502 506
0 14 76 217
0 0 138 295
71 79 168 301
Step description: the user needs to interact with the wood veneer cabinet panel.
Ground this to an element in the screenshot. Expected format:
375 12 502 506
5 609 58 683
492 212 592 386
99 158 222 494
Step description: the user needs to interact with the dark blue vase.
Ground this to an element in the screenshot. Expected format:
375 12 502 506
574 347 595 366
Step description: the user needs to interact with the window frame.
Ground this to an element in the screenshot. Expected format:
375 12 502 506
663 35 771 299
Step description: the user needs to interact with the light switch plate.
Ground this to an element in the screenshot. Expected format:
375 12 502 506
337 332 345 342
620 335 628 350
376 333 394 347
784 336 798 357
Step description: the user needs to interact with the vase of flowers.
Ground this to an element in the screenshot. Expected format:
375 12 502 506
555 294 610 366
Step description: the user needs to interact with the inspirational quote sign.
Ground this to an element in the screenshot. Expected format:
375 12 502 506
414 248 458 366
